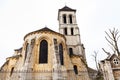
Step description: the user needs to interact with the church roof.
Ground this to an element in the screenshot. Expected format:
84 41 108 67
100 54 120 63
37 27 56 32
106 54 120 60
59 6 76 12
24 27 65 40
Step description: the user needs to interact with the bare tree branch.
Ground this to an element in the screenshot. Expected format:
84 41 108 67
105 31 114 41
102 48 111 56
103 28 120 56
105 37 114 46
117 35 120 41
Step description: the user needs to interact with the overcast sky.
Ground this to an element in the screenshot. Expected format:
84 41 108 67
0 0 120 69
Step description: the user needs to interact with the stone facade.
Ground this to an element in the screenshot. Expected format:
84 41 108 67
99 54 120 80
0 6 91 80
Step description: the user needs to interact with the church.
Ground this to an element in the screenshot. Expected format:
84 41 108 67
99 53 120 80
0 6 91 80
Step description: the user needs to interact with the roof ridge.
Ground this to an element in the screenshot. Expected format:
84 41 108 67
24 27 65 40
59 6 76 12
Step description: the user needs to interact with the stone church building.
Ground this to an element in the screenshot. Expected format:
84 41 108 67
99 53 120 80
0 6 91 80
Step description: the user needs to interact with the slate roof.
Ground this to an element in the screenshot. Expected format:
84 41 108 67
59 6 76 12
24 27 65 40
37 27 57 32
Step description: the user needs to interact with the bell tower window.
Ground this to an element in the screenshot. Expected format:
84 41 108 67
59 44 64 65
69 15 73 24
63 14 67 24
64 28 67 35
71 28 74 35
39 40 48 63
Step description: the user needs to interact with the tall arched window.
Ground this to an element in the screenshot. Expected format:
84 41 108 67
71 28 74 35
69 15 73 24
64 28 67 35
63 14 67 24
24 43 29 62
69 48 73 56
74 65 78 74
59 44 64 65
39 40 48 63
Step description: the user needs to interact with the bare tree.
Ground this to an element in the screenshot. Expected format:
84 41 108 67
92 51 99 70
102 28 120 56
92 51 104 80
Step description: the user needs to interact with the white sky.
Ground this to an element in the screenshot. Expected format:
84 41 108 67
0 0 120 69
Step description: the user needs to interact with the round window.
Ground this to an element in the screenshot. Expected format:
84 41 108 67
113 58 119 65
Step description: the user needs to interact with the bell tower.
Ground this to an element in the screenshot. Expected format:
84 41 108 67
58 6 85 59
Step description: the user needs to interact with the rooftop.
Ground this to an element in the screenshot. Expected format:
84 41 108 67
59 6 76 12
24 27 65 40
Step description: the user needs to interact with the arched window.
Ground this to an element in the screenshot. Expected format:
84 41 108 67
69 15 73 24
25 43 29 62
74 65 78 74
64 28 67 35
39 40 48 63
71 28 74 35
59 44 64 65
69 48 73 56
10 67 14 76
63 14 67 24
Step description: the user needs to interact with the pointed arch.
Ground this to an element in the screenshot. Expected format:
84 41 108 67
74 65 78 74
39 40 48 63
59 43 64 65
